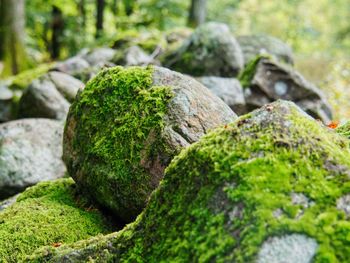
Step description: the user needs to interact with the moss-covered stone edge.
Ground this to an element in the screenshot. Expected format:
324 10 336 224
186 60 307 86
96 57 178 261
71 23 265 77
29 101 350 262
65 65 174 222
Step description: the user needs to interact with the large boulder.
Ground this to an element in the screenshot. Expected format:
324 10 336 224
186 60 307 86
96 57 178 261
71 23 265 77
63 65 236 222
240 57 333 123
0 178 112 262
197 76 246 115
30 101 350 262
18 71 84 120
0 119 66 199
113 46 159 66
238 35 294 65
164 22 244 77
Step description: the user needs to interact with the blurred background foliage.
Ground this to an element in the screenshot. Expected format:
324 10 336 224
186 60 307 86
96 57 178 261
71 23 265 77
1 0 350 119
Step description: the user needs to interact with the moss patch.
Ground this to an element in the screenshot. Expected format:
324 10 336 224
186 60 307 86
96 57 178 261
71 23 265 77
336 121 350 139
0 178 112 262
238 55 270 88
31 101 350 262
66 65 173 222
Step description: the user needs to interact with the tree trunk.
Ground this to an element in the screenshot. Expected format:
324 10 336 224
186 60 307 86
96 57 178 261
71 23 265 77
111 0 118 15
51 5 63 59
123 0 135 16
78 0 87 29
0 0 29 76
95 0 105 38
188 0 207 28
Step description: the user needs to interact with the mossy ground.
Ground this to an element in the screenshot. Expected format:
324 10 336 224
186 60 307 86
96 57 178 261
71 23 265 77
31 101 350 262
336 121 350 139
67 65 173 222
0 178 113 262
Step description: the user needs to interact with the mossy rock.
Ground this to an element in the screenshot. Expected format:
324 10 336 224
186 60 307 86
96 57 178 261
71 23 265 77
0 178 113 262
64 65 236 223
337 121 350 139
30 100 350 262
239 56 333 123
163 22 244 77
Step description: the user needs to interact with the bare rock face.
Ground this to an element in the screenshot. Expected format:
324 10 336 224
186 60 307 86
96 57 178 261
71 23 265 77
113 46 159 67
0 119 66 199
238 35 294 65
197 76 246 115
240 57 333 123
63 65 236 222
18 72 84 120
164 22 244 77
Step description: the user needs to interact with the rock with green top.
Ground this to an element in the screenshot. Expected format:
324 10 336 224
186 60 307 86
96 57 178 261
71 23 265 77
238 35 294 65
164 22 244 77
63 65 236 223
30 100 350 262
337 121 350 139
240 57 333 123
0 178 113 262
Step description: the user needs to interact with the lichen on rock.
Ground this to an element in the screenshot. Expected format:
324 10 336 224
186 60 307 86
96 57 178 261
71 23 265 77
0 178 113 262
32 100 350 262
63 65 236 223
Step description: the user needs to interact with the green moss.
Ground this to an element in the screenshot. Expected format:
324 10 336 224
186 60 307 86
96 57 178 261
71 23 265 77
8 63 54 91
336 121 350 139
111 29 167 53
0 178 113 262
30 101 350 262
66 65 174 222
238 55 270 88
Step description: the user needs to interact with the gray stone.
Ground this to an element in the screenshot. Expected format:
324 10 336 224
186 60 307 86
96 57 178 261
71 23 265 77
53 56 90 77
48 71 84 102
0 119 66 199
18 72 83 120
18 75 70 120
0 194 18 211
197 76 246 115
337 194 350 217
0 85 15 122
241 58 333 123
164 22 244 77
114 46 159 66
257 234 318 263
238 35 294 65
82 47 116 66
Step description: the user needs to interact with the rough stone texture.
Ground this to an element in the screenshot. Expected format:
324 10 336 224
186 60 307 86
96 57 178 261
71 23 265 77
241 58 333 123
257 234 318 263
238 35 294 65
0 119 66 199
0 194 18 212
31 100 350 262
113 46 159 66
18 72 83 120
164 22 244 77
48 71 84 102
197 76 246 115
63 65 236 223
337 194 350 217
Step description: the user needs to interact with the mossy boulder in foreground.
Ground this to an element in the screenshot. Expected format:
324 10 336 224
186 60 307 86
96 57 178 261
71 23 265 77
0 178 113 262
337 121 350 139
33 100 350 262
63 65 236 223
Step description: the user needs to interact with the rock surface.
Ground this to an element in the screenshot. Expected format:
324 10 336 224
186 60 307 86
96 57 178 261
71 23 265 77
164 22 244 77
30 100 350 262
238 35 294 65
113 45 158 66
240 57 333 123
18 72 83 120
63 65 236 222
0 119 66 199
197 76 246 115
